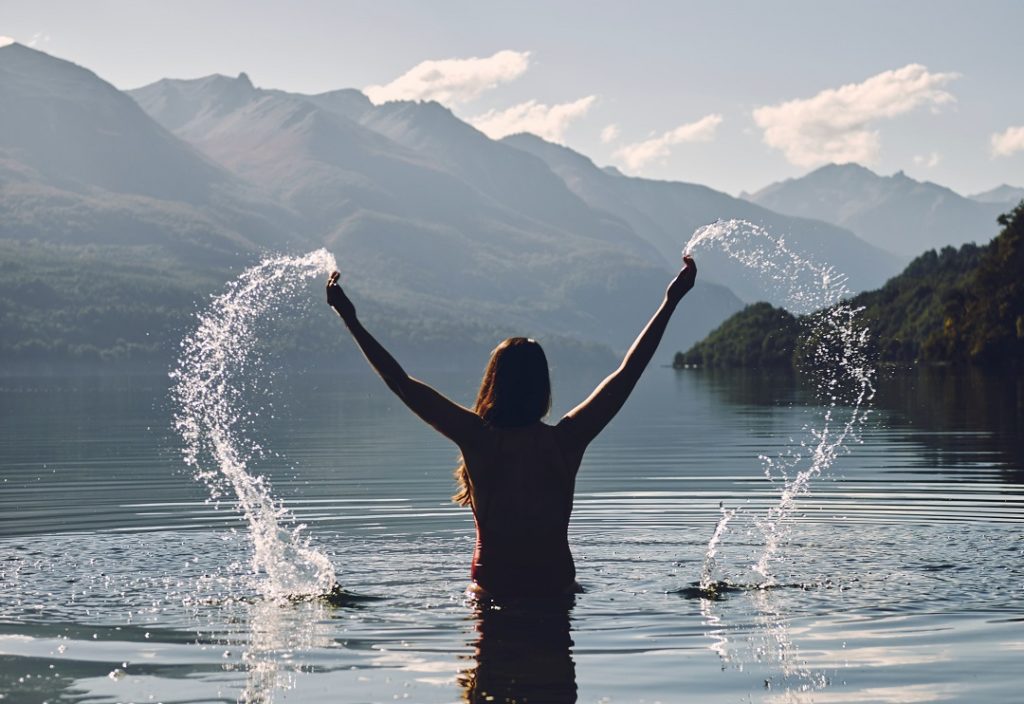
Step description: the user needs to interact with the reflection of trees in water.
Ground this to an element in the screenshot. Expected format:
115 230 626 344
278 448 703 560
459 597 577 704
872 367 1024 480
676 367 807 408
684 367 1024 481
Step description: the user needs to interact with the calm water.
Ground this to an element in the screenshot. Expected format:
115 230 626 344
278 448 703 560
1 366 1022 703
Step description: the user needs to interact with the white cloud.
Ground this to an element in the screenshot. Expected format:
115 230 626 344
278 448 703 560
613 114 723 171
991 126 1024 157
0 36 15 48
752 64 959 168
469 95 597 142
600 123 620 144
364 49 530 106
28 32 51 47
913 152 941 168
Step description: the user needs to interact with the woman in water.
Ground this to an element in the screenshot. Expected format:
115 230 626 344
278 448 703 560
327 255 696 597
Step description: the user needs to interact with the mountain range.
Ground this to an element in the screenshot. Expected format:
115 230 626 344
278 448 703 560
126 68 721 356
743 163 1013 257
970 184 1024 205
0 43 1018 371
503 135 902 304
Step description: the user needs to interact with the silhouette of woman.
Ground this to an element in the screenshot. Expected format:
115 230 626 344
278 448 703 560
327 255 696 598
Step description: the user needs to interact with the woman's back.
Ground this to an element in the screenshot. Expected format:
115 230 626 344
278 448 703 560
462 422 583 596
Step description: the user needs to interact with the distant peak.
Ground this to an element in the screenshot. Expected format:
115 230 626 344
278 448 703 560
502 132 544 146
812 162 875 176
237 72 253 89
382 98 454 117
798 162 880 184
968 183 1024 203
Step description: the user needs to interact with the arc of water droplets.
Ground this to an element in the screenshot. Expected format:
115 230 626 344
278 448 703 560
171 249 338 598
685 219 876 586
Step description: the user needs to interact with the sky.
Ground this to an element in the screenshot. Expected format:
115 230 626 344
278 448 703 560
2 0 1023 196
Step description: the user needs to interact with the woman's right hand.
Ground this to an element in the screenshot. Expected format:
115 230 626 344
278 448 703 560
327 271 356 320
666 255 697 305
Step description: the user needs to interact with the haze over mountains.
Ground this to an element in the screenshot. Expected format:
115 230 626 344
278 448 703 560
0 44 303 259
743 163 1014 257
503 135 902 304
970 184 1024 205
0 43 1018 370
128 68 722 356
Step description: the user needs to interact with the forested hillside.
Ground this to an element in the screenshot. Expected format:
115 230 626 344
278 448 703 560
678 202 1024 368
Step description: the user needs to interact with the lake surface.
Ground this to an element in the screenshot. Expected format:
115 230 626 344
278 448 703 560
1 366 1022 703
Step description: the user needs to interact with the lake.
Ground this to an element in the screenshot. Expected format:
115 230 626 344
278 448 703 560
1 365 1022 703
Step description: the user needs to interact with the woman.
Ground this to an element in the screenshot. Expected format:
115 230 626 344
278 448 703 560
326 255 696 597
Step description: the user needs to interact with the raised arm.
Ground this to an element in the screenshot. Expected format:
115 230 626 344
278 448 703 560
559 256 696 448
326 272 483 447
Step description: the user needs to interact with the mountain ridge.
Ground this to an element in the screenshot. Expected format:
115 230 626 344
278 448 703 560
5 43 1002 371
743 162 1009 257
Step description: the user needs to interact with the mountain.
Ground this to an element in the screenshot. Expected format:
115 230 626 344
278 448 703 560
133 78 663 265
970 184 1024 206
0 43 305 259
128 75 744 354
304 95 665 265
0 42 222 202
743 163 1008 257
0 44 320 366
503 134 903 306
1 45 740 370
679 201 1024 368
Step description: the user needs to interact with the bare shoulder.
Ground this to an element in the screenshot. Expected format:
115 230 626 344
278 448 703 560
552 415 588 465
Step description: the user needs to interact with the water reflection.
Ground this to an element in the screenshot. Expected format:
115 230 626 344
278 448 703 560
677 367 805 408
873 367 1024 479
459 597 577 703
232 597 333 704
683 366 1024 481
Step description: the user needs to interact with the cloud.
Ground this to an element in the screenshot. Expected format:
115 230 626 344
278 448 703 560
28 32 51 47
364 49 530 106
600 123 620 144
0 36 15 48
913 152 941 168
613 114 723 171
991 126 1024 157
469 95 597 142
752 64 959 167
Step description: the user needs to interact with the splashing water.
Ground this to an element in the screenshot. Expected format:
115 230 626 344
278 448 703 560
170 249 338 599
699 502 738 592
685 219 876 586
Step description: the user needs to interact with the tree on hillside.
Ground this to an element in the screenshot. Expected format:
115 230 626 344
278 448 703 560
939 201 1024 363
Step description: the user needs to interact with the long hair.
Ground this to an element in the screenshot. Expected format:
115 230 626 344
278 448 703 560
453 337 552 506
